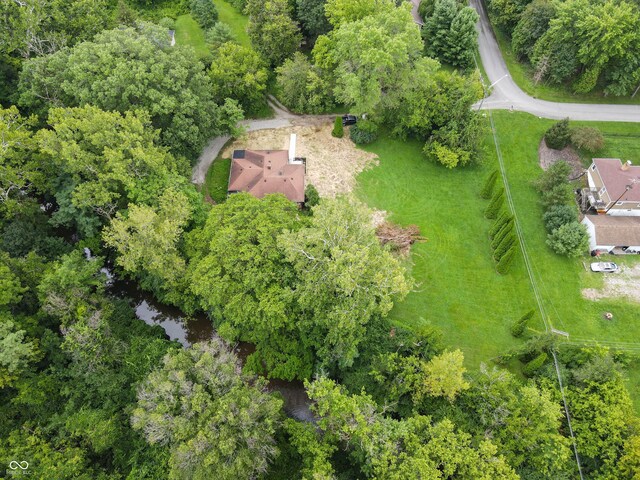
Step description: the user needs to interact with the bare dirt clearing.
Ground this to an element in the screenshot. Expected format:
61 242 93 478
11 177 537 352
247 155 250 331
538 139 583 178
222 124 378 197
582 262 640 303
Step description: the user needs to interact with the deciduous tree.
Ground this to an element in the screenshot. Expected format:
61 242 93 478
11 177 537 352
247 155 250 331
132 339 283 480
19 24 243 159
246 0 302 65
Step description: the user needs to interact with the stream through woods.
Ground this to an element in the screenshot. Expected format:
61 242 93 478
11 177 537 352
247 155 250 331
88 251 314 422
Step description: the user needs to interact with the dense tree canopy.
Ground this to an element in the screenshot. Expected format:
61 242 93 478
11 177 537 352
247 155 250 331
18 24 243 159
132 339 283 480
209 42 269 115
313 6 422 113
246 0 302 65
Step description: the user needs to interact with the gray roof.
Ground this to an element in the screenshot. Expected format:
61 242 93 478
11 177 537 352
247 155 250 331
585 215 640 246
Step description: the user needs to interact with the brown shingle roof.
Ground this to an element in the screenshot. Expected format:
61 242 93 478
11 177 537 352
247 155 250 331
228 149 305 203
586 215 640 246
593 158 640 202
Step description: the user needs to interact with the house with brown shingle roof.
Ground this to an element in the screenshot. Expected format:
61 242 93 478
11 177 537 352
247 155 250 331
582 215 640 253
585 158 640 216
227 135 305 204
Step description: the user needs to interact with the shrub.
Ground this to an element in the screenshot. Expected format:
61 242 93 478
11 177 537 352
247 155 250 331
332 116 344 138
190 0 218 29
511 310 534 337
543 204 577 233
485 188 505 219
496 246 516 274
546 221 589 257
523 352 548 377
571 126 605 153
158 17 175 30
480 170 499 199
494 232 516 261
544 118 571 150
205 23 236 48
304 184 320 209
419 0 436 19
489 212 512 238
491 222 514 251
349 119 378 145
535 160 571 193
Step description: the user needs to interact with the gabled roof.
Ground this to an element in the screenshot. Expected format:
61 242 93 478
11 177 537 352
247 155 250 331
584 215 640 246
593 158 640 202
228 149 305 203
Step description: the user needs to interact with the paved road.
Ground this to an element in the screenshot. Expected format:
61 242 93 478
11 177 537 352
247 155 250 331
413 0 640 122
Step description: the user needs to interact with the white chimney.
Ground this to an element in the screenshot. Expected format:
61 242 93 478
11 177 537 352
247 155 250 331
288 134 296 164
622 160 632 171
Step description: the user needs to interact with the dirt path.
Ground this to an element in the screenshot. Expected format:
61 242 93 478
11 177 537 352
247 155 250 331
192 96 337 184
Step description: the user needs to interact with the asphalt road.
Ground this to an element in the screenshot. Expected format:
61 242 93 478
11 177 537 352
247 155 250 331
413 0 640 122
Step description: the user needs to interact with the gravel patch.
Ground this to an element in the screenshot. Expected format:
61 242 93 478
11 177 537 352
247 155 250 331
582 262 640 303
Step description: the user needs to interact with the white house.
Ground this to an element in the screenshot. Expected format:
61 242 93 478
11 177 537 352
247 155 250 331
585 158 640 216
582 215 640 253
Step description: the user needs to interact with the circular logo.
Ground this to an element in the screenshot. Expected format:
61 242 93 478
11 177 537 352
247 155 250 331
9 461 29 470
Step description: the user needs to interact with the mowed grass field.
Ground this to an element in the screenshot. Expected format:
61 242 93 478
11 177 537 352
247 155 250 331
175 14 209 58
356 112 640 372
213 0 251 48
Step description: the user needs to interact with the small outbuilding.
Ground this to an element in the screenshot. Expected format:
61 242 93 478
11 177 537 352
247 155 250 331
582 214 640 254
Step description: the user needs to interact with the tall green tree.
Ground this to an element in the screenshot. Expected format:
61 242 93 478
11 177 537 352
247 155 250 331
209 43 269 115
103 189 194 305
313 6 422 113
280 197 411 371
0 106 41 216
469 365 573 477
296 0 332 38
18 24 243 158
186 193 308 379
190 0 218 29
304 377 518 478
246 0 302 65
532 0 640 94
324 0 397 27
276 52 333 113
132 339 283 480
511 0 556 62
36 106 186 237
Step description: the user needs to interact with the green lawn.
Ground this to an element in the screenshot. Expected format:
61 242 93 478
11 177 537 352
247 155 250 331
356 132 533 368
213 0 251 48
175 14 209 59
204 158 232 203
355 113 640 374
489 22 640 105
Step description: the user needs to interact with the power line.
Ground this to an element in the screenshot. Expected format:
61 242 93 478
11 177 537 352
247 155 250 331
487 110 585 480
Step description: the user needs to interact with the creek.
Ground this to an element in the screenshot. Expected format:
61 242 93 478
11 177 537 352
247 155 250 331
86 250 314 422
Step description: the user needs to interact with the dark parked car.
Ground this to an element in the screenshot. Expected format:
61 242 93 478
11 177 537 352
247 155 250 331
342 114 357 126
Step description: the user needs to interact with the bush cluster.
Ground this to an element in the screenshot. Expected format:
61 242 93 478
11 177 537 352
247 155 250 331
545 119 605 153
489 209 517 274
535 161 588 257
349 119 378 145
332 116 344 138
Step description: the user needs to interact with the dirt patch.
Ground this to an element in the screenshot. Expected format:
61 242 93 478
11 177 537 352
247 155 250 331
376 221 426 256
222 124 378 197
538 139 583 178
582 262 640 303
